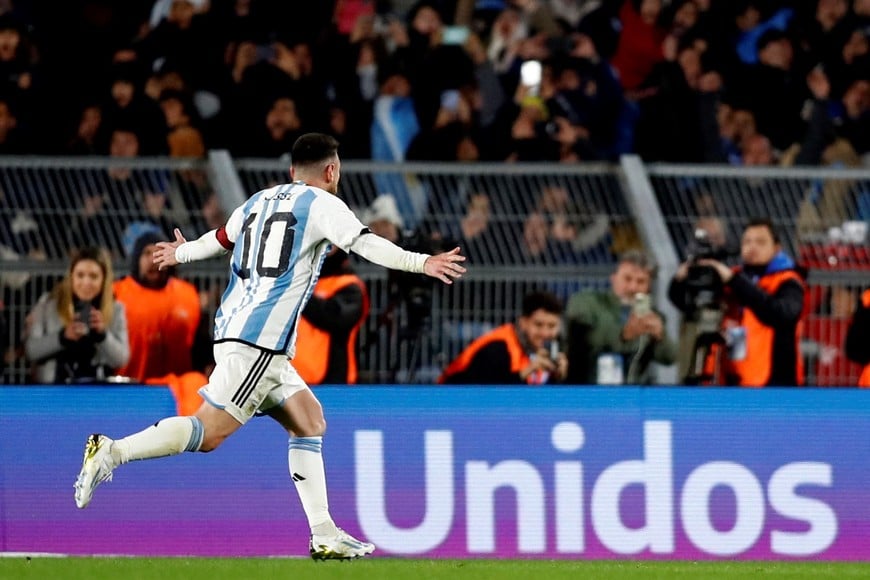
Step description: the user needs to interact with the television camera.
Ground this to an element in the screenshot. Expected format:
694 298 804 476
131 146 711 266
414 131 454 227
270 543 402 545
678 228 736 385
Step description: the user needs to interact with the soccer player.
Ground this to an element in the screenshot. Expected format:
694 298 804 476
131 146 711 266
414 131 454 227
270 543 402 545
73 133 466 560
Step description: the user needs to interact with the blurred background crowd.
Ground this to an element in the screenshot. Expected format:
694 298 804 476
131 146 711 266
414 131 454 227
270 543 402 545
0 0 866 166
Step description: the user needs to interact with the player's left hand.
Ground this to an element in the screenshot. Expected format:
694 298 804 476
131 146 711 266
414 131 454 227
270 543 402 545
153 228 187 270
424 247 466 284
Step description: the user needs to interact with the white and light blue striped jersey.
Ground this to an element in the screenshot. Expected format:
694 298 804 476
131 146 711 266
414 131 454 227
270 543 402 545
213 182 369 355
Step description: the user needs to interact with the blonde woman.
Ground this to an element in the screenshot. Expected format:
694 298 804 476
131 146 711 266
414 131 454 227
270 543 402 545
25 246 129 383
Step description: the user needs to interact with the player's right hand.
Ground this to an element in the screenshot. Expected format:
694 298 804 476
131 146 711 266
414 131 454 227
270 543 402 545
424 247 466 285
153 228 187 270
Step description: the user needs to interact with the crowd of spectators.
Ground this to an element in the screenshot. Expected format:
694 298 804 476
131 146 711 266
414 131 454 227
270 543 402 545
0 0 867 268
0 0 865 168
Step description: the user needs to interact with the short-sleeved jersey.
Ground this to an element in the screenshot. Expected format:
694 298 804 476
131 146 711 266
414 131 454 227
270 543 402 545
214 182 368 356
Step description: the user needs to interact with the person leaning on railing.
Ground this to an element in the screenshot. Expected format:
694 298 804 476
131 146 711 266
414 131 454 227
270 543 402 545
23 246 130 384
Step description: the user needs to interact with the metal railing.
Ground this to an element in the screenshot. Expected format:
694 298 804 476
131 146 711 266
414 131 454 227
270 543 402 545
0 261 609 385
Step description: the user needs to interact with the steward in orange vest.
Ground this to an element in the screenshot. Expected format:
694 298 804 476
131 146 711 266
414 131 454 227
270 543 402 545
293 249 370 385
845 288 870 387
717 259 807 386
439 290 567 385
113 232 202 381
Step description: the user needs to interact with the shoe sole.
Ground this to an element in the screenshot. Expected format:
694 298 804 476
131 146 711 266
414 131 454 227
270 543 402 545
310 552 372 561
310 543 375 561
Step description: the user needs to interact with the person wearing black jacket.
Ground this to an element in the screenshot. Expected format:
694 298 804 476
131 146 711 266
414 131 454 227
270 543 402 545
669 218 807 386
845 287 870 387
293 248 369 385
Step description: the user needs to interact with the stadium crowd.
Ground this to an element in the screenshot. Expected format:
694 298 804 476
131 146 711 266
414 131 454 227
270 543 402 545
0 0 865 166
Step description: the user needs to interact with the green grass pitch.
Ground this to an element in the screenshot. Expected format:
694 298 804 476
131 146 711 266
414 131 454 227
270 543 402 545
2 557 869 580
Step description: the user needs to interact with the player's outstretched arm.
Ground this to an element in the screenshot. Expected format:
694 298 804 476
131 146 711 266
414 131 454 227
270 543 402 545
423 247 466 285
349 232 466 282
154 227 228 270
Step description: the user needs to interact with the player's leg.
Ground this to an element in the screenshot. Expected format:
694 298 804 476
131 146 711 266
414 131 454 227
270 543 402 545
74 343 265 508
263 367 374 559
73 403 233 509
111 401 241 462
267 388 331 530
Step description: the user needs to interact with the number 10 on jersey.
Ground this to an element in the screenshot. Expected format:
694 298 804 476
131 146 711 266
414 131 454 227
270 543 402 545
239 211 297 279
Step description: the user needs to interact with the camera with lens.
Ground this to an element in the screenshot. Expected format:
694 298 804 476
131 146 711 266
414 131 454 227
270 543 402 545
391 228 447 333
680 229 732 312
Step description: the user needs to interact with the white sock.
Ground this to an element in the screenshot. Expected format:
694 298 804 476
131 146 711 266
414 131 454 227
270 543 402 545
111 416 204 465
288 436 336 536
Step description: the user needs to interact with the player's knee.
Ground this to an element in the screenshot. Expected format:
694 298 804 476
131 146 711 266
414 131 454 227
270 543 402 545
313 416 326 436
294 416 326 437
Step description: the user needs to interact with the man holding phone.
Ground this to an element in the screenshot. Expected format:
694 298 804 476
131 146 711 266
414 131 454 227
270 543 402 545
439 290 568 385
565 250 677 385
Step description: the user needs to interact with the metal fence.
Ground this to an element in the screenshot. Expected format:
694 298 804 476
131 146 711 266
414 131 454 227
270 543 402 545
0 156 219 261
646 164 870 265
0 261 607 385
235 159 634 266
1 155 868 385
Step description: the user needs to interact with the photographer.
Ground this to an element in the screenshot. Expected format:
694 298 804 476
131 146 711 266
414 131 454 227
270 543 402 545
24 246 129 383
439 290 568 385
362 193 447 381
669 218 806 387
565 250 676 385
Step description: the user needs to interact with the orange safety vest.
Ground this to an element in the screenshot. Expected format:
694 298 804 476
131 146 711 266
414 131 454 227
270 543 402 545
294 274 369 385
438 323 545 385
113 276 201 381
718 269 806 387
146 371 207 416
859 290 870 388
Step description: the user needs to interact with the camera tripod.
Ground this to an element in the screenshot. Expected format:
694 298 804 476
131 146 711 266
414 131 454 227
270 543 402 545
362 281 433 384
683 307 726 385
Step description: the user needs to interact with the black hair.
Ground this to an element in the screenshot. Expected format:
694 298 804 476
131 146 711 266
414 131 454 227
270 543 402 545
290 133 339 168
744 217 780 244
130 231 172 288
755 28 789 55
522 289 564 317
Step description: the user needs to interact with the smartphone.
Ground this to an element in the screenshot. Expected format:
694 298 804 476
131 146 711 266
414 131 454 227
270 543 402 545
548 340 560 361
442 25 470 46
520 60 542 88
440 89 460 112
75 302 92 333
632 293 651 317
520 60 542 96
255 43 276 61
